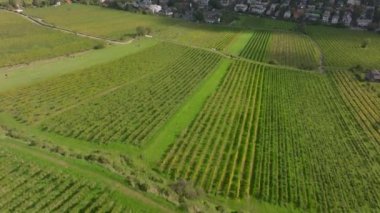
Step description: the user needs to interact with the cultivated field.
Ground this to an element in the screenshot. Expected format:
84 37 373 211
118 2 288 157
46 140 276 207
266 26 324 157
238 31 320 69
2 4 380 213
0 11 100 67
0 42 222 145
308 26 380 69
0 147 156 212
160 62 380 211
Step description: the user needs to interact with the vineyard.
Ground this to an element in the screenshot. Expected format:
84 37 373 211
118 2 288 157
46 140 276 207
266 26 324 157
2 5 380 212
0 42 188 124
308 26 380 69
238 31 321 69
239 31 271 62
42 47 221 144
0 42 222 145
266 32 320 69
160 63 380 211
0 11 100 67
0 149 132 212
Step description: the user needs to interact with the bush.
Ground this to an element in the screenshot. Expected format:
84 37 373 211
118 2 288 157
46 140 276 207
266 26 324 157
361 39 370 48
93 43 105 50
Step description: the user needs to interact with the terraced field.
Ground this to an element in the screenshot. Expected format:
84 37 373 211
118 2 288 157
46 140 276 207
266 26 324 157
0 149 131 212
308 26 380 69
0 11 100 67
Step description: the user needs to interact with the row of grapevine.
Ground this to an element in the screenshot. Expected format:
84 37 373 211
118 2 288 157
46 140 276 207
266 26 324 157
239 31 271 62
160 60 264 198
40 47 222 145
308 26 380 69
329 70 380 143
0 42 189 124
160 63 380 212
265 32 321 69
252 67 380 212
0 150 128 213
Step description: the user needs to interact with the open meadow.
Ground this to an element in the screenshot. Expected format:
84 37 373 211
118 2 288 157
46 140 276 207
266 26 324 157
1 3 380 213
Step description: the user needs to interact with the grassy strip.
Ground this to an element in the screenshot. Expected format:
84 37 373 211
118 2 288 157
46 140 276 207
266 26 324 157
224 32 252 56
0 39 158 93
143 58 231 164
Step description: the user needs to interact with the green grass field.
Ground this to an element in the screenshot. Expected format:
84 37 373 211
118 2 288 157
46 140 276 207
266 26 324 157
0 11 101 68
2 4 380 213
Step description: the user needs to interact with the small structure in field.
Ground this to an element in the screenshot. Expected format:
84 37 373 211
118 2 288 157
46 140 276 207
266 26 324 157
365 70 380 82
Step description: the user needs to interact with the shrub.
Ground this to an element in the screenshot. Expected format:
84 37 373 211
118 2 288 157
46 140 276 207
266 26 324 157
93 43 105 50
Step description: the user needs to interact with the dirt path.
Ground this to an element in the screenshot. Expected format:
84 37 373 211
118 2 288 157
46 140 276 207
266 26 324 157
3 9 133 45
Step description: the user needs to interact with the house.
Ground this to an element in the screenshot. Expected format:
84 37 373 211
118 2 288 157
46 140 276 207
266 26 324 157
250 2 268 15
220 0 230 7
234 4 248 12
198 0 209 8
347 0 360 5
331 14 339 24
305 12 321 21
148 4 162 13
204 11 221 23
283 10 291 19
357 18 372 27
365 70 380 82
322 10 331 23
342 12 352 26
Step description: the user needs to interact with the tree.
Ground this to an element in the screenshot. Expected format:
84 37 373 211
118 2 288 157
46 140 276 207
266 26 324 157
208 0 221 9
136 26 147 36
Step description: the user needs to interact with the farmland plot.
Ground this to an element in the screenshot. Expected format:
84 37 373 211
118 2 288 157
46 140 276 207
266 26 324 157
156 24 238 50
160 63 380 212
253 68 380 212
160 61 264 198
239 31 271 62
0 11 100 67
265 32 320 69
0 149 130 212
308 26 380 69
0 42 187 124
25 4 179 41
42 47 221 145
239 31 320 69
